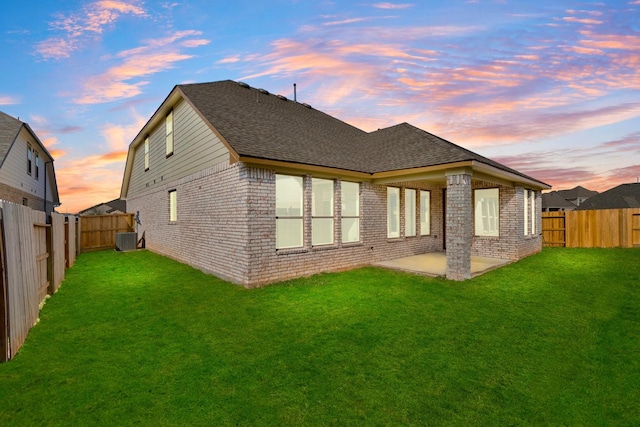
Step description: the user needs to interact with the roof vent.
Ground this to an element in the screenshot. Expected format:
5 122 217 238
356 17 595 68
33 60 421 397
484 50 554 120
276 94 288 101
238 81 250 88
258 88 269 95
301 103 312 109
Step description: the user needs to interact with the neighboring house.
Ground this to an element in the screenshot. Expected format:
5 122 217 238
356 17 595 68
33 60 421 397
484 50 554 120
0 111 60 215
120 80 550 286
558 185 598 207
542 191 580 212
575 183 640 210
78 198 127 215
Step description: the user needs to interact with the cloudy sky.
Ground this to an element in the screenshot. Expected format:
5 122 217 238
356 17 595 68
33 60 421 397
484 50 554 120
1 0 639 213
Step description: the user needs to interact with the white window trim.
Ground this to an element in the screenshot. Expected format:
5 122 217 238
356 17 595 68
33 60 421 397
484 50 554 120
169 190 177 222
405 188 416 237
341 181 360 243
276 174 304 249
420 190 430 236
311 178 334 246
524 189 529 236
165 110 174 157
474 188 500 237
387 187 400 238
530 190 536 235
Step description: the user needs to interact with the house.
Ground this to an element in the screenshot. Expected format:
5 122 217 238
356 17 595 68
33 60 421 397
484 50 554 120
542 191 580 212
0 111 60 215
78 198 127 215
575 183 640 210
120 80 550 286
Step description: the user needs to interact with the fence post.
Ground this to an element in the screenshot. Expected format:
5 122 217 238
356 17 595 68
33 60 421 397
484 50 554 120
46 220 54 295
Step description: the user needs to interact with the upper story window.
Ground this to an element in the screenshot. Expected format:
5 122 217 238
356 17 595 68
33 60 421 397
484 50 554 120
341 181 360 243
387 187 400 238
27 145 33 175
144 137 150 171
312 178 334 246
276 174 304 249
475 188 499 237
420 190 430 235
165 110 174 157
35 152 40 180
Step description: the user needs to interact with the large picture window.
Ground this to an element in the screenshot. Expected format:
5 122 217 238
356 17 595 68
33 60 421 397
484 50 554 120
405 189 416 237
165 110 174 156
341 181 360 243
276 175 303 249
387 187 400 238
312 178 334 246
420 190 430 235
475 188 499 237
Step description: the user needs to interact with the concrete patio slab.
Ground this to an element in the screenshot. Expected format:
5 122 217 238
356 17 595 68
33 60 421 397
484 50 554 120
374 252 511 278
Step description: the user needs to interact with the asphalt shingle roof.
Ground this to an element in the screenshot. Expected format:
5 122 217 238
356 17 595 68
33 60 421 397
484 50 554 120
575 183 640 210
557 185 598 200
542 191 577 209
177 80 545 184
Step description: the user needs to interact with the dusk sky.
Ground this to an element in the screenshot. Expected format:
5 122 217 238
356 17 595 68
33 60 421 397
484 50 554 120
1 0 639 213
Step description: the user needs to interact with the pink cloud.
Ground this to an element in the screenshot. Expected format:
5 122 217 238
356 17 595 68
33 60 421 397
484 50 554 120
36 0 146 60
562 17 602 25
74 31 209 104
371 3 414 9
0 94 20 105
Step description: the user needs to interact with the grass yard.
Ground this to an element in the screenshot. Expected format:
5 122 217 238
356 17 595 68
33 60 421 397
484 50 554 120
1 248 639 426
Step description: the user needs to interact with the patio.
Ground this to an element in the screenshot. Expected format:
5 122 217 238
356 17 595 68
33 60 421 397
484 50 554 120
374 252 511 278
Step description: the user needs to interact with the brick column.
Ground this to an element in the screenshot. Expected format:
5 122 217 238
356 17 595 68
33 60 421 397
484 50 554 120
446 171 472 280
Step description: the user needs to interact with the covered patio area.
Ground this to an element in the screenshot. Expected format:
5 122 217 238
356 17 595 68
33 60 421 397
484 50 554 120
374 252 512 278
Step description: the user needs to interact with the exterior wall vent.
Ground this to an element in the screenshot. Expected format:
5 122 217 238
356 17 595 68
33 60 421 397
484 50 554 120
115 232 137 251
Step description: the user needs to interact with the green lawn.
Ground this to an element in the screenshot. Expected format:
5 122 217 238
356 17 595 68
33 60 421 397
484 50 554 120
1 248 639 426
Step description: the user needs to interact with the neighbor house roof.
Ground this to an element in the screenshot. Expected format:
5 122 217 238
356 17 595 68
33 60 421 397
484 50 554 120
557 185 598 200
122 80 550 196
575 183 640 210
78 198 127 215
542 191 577 210
0 111 60 204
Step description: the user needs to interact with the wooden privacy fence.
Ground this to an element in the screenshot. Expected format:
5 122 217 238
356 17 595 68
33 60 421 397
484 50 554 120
79 213 134 252
542 208 640 248
0 201 77 362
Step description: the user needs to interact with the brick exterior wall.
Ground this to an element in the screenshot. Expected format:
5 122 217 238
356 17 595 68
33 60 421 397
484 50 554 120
0 181 52 213
445 173 472 280
128 163 542 287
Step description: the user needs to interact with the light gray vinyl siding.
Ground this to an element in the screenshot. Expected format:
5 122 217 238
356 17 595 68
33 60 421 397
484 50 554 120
127 99 230 198
0 128 50 201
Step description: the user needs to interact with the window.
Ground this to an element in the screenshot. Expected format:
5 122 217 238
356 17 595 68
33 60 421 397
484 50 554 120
341 181 360 243
312 178 334 246
530 190 536 235
144 137 149 171
27 145 32 175
387 187 400 238
276 175 303 249
475 188 499 237
22 198 28 206
420 190 430 235
405 189 416 237
165 110 174 156
169 190 177 222
524 189 528 235
35 153 40 180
